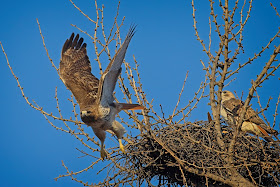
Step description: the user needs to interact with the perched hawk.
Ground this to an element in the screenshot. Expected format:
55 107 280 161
60 26 144 159
221 91 278 141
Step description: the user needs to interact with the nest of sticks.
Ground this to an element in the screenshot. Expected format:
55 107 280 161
123 121 280 186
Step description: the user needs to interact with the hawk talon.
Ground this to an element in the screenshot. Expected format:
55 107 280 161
100 147 107 160
119 139 125 154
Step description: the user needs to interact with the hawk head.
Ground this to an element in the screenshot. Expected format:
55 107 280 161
221 90 235 101
80 106 99 124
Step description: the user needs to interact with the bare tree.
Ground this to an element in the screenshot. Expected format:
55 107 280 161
1 0 280 186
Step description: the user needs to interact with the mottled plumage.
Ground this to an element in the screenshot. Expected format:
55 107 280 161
221 91 278 141
60 26 144 159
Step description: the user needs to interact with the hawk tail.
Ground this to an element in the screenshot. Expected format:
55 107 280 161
207 112 212 123
119 103 144 110
256 125 269 137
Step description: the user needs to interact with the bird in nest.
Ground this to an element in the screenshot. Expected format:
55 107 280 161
220 90 279 142
59 25 144 159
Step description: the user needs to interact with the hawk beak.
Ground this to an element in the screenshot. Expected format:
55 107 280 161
81 111 87 117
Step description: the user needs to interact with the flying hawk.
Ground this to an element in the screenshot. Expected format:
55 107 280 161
59 26 144 159
221 91 278 141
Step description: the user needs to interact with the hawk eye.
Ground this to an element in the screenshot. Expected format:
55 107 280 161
81 111 91 116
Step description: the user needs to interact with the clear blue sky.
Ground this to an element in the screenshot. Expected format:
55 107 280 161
0 0 279 186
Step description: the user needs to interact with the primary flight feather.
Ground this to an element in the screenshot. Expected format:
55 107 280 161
60 26 144 159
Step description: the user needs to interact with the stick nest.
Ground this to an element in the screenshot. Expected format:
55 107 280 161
122 121 280 186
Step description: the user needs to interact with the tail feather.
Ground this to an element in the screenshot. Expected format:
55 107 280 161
207 112 212 123
256 125 269 137
242 122 269 137
119 103 144 110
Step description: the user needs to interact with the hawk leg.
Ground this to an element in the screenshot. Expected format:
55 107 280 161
100 141 107 160
119 139 125 154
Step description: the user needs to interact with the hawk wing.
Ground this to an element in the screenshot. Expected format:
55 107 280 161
60 33 99 110
245 105 277 135
222 98 243 121
222 98 264 123
96 25 136 107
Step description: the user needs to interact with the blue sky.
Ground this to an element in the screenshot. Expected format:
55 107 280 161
0 0 279 186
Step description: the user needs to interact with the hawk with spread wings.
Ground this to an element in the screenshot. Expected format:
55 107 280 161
221 91 278 141
59 26 144 159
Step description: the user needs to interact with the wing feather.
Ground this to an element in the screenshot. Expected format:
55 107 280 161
60 33 99 110
97 25 137 106
222 98 243 116
222 98 264 124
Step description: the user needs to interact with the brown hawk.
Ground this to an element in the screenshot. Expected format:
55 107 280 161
221 90 278 141
60 26 143 159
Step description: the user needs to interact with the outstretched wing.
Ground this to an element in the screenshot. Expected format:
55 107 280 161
60 33 99 110
96 25 137 106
